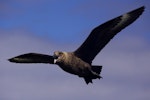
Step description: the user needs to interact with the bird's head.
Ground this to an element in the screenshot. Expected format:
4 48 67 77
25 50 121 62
53 51 65 64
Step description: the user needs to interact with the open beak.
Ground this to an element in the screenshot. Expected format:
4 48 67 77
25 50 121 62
53 55 58 64
54 59 57 64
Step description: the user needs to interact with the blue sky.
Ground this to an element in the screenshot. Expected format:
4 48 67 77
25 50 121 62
0 0 150 100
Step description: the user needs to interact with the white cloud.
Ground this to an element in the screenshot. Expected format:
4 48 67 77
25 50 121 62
0 1 150 100
0 29 150 100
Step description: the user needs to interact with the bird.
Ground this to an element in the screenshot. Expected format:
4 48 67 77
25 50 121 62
8 6 145 84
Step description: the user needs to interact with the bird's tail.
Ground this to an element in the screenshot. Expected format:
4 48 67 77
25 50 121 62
84 65 102 84
91 65 102 75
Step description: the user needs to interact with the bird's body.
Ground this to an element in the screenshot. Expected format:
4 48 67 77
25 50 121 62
53 51 101 83
8 6 145 84
55 52 91 76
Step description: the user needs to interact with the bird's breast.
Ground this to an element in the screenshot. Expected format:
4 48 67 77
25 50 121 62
58 54 91 76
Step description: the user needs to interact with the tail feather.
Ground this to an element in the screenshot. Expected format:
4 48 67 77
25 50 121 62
91 65 102 74
84 65 102 84
84 78 93 84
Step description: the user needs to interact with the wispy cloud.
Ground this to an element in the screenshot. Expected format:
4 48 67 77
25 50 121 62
0 0 150 100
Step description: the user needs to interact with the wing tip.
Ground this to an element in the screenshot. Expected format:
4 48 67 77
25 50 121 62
140 6 145 10
8 58 13 62
134 6 145 11
8 57 22 63
129 6 145 15
138 6 145 12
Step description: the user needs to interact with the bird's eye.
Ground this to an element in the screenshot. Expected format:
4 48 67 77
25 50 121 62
59 52 63 55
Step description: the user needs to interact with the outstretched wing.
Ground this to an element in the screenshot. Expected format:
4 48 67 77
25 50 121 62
74 6 145 64
8 53 54 64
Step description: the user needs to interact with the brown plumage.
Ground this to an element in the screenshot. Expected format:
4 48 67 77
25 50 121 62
8 6 145 84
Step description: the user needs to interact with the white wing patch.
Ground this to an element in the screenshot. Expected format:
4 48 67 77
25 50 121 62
113 14 130 30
